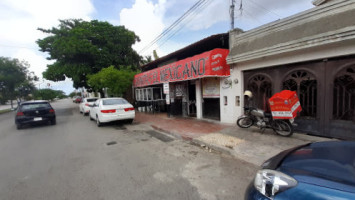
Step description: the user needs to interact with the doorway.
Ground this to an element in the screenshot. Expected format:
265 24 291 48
188 81 196 117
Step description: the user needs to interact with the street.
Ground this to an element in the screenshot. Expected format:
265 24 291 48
0 99 258 200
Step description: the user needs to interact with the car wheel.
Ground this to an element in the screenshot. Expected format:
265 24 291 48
90 115 94 121
51 119 56 125
83 111 86 116
127 119 133 124
96 116 102 127
16 124 22 130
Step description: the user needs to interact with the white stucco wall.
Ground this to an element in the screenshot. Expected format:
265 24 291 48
220 66 244 124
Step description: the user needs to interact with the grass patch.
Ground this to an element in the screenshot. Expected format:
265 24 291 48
0 108 13 114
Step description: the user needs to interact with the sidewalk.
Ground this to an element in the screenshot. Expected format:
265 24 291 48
0 103 17 113
135 112 334 166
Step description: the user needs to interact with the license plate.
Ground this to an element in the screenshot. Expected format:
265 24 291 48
117 108 123 112
33 117 42 121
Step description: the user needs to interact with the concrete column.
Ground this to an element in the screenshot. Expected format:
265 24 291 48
195 79 203 119
220 64 244 123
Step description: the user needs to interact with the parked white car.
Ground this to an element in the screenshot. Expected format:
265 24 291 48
79 97 99 115
89 98 135 126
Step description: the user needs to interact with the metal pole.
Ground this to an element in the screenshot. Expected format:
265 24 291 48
230 0 235 30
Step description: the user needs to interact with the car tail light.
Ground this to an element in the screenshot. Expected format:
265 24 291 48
85 103 89 106
16 112 24 116
124 107 134 112
49 109 55 113
101 109 116 113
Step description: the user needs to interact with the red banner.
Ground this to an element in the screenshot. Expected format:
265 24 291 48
133 48 230 87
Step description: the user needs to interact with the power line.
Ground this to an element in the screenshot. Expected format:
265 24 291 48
138 0 210 55
247 0 282 18
238 8 264 25
139 0 205 54
156 0 213 49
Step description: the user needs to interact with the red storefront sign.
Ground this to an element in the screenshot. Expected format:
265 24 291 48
269 90 302 119
133 48 230 87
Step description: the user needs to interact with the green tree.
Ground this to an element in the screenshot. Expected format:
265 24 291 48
33 89 66 101
69 91 81 98
140 55 152 65
37 19 141 93
87 66 137 97
0 57 37 107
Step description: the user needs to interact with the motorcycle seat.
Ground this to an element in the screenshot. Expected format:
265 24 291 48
264 112 272 118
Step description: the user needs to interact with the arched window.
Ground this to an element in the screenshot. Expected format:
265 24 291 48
282 70 317 118
247 74 272 111
333 65 355 122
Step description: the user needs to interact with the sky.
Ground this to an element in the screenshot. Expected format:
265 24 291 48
0 0 314 94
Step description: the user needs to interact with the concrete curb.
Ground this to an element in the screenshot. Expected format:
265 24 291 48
150 123 241 161
150 125 182 140
191 138 234 156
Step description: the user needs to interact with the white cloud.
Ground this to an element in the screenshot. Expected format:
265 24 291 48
185 1 230 31
120 0 167 57
13 49 52 77
0 0 95 92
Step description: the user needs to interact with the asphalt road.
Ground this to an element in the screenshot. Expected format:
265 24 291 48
0 99 258 200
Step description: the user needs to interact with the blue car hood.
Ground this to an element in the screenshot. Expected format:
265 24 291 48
278 141 355 194
275 181 355 200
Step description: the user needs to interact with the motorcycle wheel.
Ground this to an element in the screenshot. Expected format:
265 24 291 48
236 117 254 128
272 120 293 137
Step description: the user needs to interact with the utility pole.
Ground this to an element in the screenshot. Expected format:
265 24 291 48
230 0 235 30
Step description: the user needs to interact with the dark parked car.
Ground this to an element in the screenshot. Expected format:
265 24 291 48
245 141 355 200
15 100 56 129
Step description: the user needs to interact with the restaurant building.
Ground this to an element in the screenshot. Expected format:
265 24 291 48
133 33 229 121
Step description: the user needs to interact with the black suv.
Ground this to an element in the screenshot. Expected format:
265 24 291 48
15 100 56 129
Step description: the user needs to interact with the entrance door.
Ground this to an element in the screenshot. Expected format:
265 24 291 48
202 78 221 120
246 74 272 111
188 81 196 117
282 70 319 135
203 98 220 120
325 59 355 139
244 56 355 139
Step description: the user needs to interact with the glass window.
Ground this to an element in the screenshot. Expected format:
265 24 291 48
103 98 129 105
143 89 147 101
21 103 51 111
147 88 152 100
135 90 139 101
139 89 143 101
153 88 162 100
86 98 98 102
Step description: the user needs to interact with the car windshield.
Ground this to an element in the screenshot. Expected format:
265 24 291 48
102 99 128 105
21 103 51 111
86 98 98 102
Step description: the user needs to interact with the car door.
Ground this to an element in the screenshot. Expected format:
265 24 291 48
80 99 86 112
91 99 100 118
